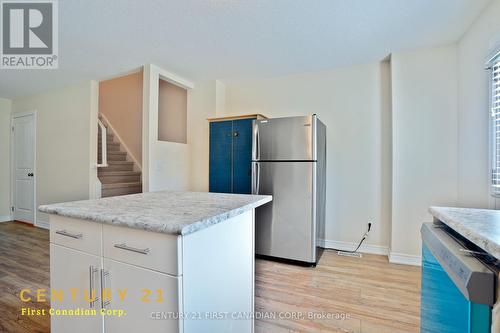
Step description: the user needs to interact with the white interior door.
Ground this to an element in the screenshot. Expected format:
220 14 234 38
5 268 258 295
12 113 35 224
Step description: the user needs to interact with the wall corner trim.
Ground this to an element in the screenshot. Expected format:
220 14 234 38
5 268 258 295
149 64 194 90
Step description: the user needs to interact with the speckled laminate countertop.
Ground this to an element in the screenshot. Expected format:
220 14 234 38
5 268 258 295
39 191 272 235
429 206 500 260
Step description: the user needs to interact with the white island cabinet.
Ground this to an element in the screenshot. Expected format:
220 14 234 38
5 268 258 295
41 191 272 333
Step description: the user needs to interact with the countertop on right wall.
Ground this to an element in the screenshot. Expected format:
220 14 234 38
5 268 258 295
429 206 500 260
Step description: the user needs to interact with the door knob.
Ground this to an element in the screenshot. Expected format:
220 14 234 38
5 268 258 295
28 173 33 177
233 132 239 137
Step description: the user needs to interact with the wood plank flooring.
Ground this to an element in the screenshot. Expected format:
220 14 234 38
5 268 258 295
254 252 421 333
0 222 420 333
0 222 50 333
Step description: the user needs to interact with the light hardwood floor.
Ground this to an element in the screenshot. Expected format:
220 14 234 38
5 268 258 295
255 253 421 333
0 222 50 333
0 222 420 333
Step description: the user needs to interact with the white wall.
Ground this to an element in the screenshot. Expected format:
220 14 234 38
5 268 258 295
380 60 393 249
222 64 391 252
390 45 459 259
142 65 192 192
188 81 218 191
0 98 12 221
143 64 217 193
89 81 99 199
458 0 500 208
12 82 96 226
199 4 500 262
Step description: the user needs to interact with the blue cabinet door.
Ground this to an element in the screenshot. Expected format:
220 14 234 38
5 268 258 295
420 245 491 333
209 121 232 193
232 119 254 194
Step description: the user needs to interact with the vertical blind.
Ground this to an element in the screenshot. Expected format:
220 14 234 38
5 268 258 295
491 55 500 194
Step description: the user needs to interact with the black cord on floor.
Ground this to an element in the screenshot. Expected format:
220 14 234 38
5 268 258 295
325 222 372 254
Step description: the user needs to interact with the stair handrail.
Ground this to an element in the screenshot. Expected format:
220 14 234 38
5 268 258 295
97 119 108 167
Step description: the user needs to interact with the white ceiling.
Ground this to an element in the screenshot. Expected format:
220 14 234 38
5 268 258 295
0 0 492 99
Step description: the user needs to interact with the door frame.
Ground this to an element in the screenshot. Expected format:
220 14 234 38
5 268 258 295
10 110 37 226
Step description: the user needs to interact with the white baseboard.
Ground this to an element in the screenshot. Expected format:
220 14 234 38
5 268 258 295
389 252 421 266
0 215 49 229
35 219 50 230
320 239 421 266
319 239 389 256
0 215 12 222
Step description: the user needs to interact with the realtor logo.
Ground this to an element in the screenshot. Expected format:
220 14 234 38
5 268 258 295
1 0 58 69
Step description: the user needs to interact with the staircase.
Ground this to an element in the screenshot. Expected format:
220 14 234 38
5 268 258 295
98 118 142 198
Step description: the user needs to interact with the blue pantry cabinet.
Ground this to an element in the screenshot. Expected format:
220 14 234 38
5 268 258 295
209 115 265 194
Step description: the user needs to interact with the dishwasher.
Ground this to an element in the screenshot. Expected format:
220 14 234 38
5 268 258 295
420 222 498 333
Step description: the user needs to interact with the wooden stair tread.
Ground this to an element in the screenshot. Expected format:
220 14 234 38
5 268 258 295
98 140 119 145
101 182 142 189
98 114 141 198
107 161 134 165
99 151 126 154
98 171 141 176
102 164 134 171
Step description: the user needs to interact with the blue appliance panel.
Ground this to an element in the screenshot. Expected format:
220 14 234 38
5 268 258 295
420 244 491 333
232 118 253 194
209 121 232 193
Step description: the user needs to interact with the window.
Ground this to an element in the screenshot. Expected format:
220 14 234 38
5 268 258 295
490 53 500 195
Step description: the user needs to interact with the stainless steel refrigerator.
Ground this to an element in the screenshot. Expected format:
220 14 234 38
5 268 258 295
252 115 326 265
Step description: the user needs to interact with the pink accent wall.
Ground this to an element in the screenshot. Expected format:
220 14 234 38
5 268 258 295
99 71 143 166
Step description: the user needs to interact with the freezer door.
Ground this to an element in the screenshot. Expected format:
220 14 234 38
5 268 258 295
253 115 316 161
253 161 316 263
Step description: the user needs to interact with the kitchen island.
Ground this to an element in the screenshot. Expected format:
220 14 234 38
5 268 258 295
39 191 272 333
423 207 499 333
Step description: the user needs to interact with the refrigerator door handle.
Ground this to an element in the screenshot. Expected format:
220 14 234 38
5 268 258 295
251 163 256 194
256 163 260 194
251 163 260 195
252 122 260 160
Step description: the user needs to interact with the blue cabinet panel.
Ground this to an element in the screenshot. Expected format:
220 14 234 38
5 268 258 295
420 245 491 333
209 118 255 195
209 121 232 193
232 119 253 194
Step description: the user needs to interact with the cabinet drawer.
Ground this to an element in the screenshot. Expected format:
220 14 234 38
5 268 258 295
50 215 102 256
102 224 181 276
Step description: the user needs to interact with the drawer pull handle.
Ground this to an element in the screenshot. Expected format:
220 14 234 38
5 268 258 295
89 266 99 308
55 230 83 239
101 269 111 308
114 243 150 255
